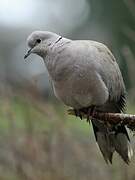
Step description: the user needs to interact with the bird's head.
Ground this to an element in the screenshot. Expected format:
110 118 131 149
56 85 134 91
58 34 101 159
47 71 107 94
24 31 60 59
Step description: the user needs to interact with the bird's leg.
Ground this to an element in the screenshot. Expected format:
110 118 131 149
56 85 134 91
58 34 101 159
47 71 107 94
87 106 96 124
74 109 82 120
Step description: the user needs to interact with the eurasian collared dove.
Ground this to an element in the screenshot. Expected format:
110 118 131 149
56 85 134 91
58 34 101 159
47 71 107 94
24 31 133 164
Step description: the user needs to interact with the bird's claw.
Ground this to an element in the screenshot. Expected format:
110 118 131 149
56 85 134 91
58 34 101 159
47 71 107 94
74 109 83 120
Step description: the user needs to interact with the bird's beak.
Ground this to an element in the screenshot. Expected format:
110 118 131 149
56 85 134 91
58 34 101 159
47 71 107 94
24 48 33 59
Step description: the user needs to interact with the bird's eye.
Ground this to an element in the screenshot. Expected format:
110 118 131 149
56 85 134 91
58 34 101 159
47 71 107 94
36 39 41 43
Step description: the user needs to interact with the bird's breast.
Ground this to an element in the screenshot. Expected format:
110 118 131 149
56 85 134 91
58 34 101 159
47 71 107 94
52 71 109 109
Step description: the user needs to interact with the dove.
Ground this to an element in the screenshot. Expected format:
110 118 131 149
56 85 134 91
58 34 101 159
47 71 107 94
24 31 133 164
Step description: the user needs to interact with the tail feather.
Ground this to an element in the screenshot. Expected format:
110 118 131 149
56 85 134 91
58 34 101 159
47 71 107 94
113 132 133 164
96 132 114 163
91 119 133 164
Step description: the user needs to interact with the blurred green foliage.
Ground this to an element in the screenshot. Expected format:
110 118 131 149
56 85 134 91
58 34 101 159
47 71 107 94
0 90 134 180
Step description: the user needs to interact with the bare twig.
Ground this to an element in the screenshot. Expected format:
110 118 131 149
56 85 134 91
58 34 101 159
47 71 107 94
68 109 135 131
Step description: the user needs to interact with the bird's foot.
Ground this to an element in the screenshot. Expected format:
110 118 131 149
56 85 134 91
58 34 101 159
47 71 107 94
74 106 96 122
74 109 83 120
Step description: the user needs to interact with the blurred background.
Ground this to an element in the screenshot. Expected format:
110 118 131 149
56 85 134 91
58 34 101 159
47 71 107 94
0 0 135 179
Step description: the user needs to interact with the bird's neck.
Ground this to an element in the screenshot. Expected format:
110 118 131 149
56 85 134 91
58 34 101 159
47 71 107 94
43 38 71 81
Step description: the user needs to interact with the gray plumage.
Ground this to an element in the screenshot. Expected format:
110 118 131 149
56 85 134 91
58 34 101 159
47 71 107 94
24 31 133 163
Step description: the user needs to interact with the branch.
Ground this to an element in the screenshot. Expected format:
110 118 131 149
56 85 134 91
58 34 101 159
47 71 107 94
68 109 135 131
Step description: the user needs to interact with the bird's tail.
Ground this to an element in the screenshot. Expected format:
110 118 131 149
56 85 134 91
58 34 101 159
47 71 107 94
91 119 133 164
